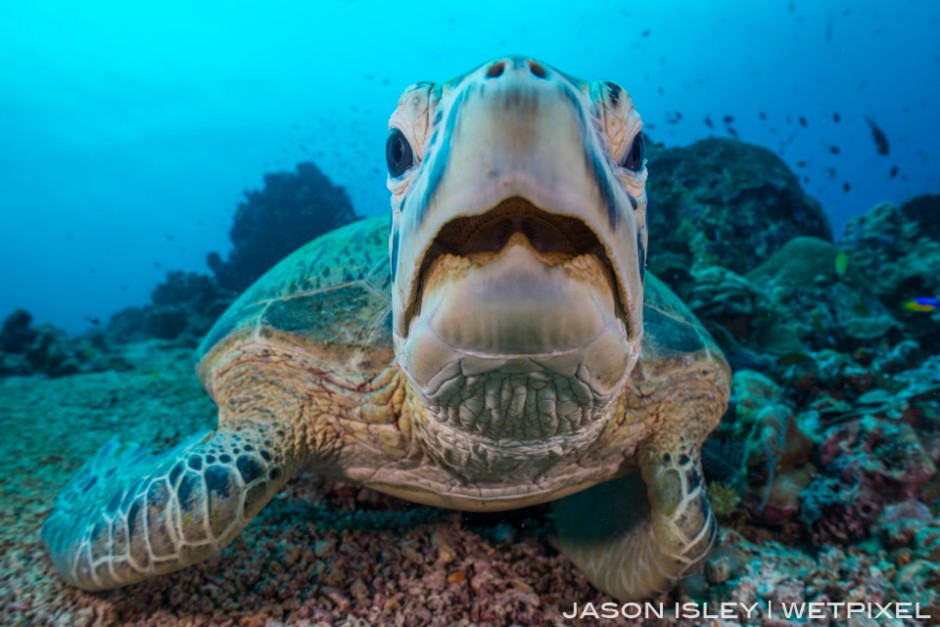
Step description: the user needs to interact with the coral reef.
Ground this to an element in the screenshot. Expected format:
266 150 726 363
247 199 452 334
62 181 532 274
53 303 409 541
704 371 816 527
208 161 360 293
655 143 939 606
803 415 936 545
0 309 126 377
685 235 905 377
840 195 940 342
108 271 235 344
645 137 832 276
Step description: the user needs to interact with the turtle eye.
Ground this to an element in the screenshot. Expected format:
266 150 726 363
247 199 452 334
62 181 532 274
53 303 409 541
386 129 414 177
622 134 645 172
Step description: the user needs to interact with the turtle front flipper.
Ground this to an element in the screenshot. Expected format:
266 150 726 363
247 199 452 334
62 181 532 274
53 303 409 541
42 423 296 591
552 444 716 601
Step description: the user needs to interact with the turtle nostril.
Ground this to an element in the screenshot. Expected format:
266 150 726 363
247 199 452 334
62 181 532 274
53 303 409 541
486 61 505 78
528 61 547 79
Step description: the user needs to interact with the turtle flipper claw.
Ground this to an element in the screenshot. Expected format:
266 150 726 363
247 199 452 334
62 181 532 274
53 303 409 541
43 425 292 591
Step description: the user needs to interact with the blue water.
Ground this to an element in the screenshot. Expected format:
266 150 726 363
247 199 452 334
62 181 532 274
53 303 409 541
1 0 937 333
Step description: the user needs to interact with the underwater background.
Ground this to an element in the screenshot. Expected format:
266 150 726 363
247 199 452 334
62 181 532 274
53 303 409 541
2 1 940 626
1 0 938 332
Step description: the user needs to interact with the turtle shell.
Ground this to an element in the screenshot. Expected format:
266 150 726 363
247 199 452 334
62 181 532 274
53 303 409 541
197 216 394 383
633 272 730 404
641 273 723 360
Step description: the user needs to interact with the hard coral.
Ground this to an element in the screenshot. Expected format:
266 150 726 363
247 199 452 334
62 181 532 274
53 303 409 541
0 309 86 377
0 309 36 354
840 198 940 341
645 137 832 277
709 371 815 525
744 236 901 352
209 162 360 293
107 272 234 344
803 416 937 545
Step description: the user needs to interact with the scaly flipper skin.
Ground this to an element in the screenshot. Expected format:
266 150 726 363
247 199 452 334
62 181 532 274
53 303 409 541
552 444 716 601
42 422 294 591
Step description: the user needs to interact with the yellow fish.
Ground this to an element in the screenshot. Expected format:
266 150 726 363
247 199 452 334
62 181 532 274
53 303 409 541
834 252 849 277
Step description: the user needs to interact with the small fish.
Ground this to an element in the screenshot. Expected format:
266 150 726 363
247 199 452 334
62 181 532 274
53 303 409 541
727 126 739 138
842 182 851 192
84 316 101 326
799 116 807 127
796 160 807 167
641 29 651 38
902 297 939 312
829 146 841 154
834 252 849 277
704 116 714 129
864 116 890 155
833 112 841 123
889 165 899 179
723 115 734 124
758 111 767 120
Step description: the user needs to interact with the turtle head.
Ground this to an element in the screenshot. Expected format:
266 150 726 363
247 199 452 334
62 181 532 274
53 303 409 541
386 56 647 443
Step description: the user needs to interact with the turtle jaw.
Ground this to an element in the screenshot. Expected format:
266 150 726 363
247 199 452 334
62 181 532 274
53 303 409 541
396 198 633 442
401 197 629 339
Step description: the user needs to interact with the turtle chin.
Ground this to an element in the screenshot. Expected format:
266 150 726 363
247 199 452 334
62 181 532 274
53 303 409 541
398 221 632 442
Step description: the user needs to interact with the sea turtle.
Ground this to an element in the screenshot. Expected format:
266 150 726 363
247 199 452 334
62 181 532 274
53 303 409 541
43 56 730 601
